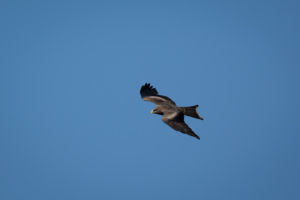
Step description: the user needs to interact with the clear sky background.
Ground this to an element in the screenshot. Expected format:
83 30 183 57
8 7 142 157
1 1 299 200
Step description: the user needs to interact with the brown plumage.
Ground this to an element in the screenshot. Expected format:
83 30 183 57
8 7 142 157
140 83 203 140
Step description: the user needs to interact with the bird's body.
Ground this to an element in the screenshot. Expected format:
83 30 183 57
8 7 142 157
140 83 203 140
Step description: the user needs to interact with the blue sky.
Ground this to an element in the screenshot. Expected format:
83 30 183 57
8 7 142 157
1 1 299 199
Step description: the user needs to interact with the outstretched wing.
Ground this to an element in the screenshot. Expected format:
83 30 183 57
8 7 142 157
162 113 200 140
140 83 176 105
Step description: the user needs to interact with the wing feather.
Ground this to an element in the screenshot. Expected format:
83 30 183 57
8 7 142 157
162 113 200 140
140 83 176 105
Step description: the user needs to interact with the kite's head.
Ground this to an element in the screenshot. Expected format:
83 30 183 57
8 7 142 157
151 107 163 115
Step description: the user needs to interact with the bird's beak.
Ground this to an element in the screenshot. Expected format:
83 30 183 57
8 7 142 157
151 110 154 114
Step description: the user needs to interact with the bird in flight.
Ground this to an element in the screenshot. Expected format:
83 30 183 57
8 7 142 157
140 83 203 140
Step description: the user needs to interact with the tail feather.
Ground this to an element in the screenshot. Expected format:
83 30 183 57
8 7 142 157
180 105 204 120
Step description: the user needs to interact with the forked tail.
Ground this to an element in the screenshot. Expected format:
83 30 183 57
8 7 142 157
180 105 204 120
